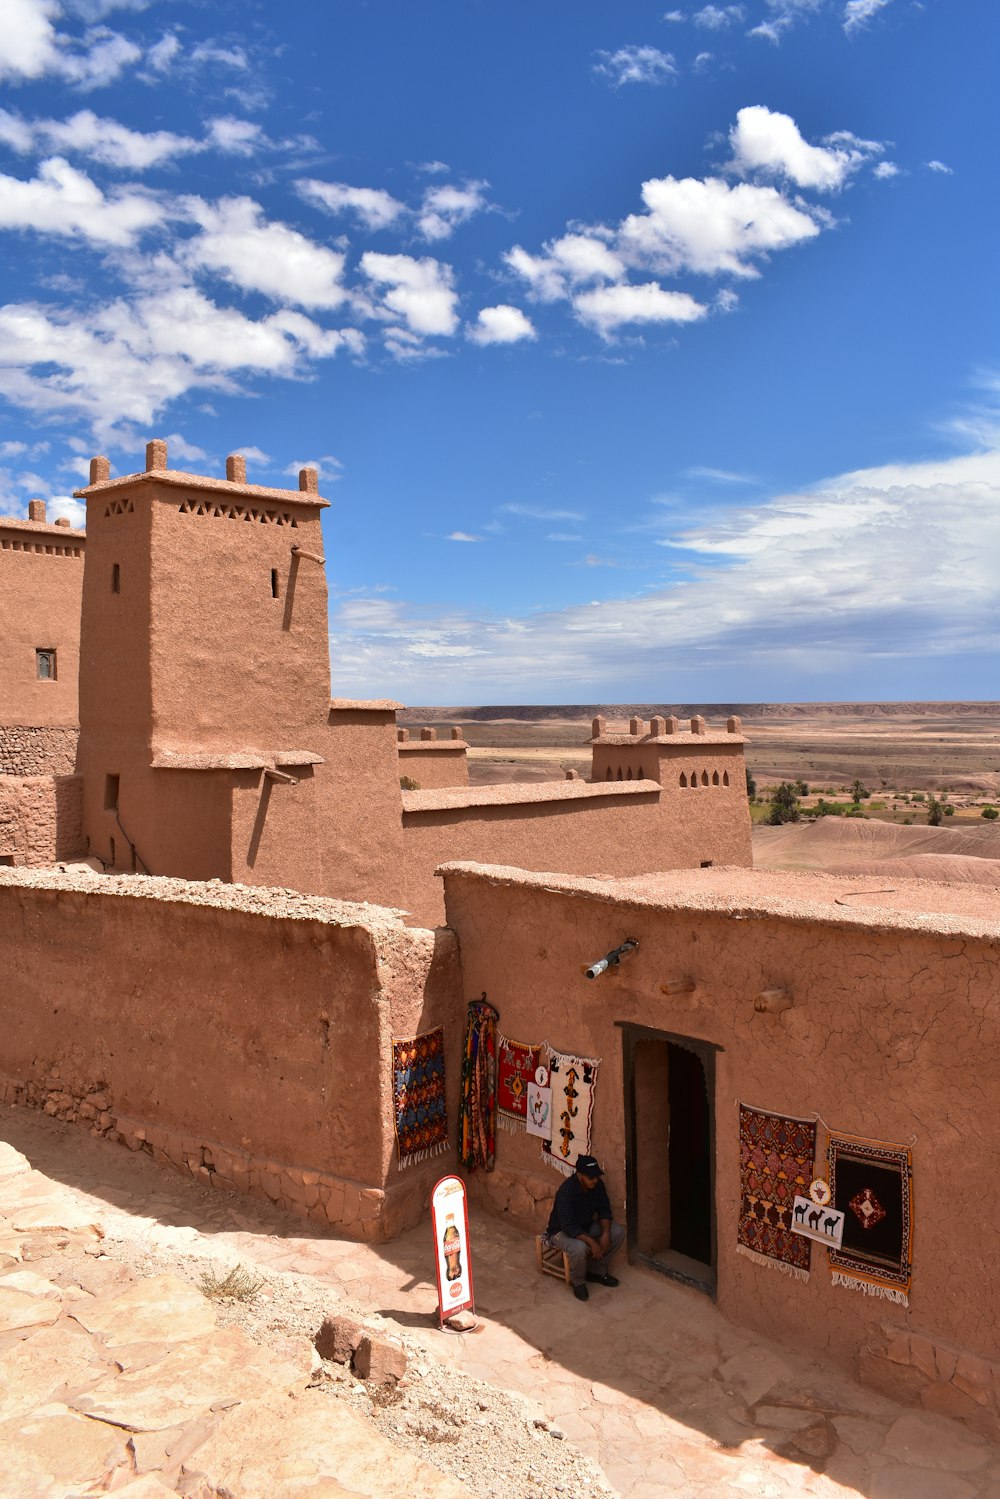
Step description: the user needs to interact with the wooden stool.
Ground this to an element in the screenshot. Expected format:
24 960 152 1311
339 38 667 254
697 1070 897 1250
535 1234 572 1285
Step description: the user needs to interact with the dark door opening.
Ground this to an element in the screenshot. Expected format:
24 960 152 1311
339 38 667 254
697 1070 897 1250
623 1024 717 1294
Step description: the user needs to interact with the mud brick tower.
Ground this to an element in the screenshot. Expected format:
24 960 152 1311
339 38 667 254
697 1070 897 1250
75 441 334 879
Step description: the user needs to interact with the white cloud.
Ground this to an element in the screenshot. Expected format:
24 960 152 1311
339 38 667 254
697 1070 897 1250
729 106 882 190
327 444 1000 700
0 0 61 80
927 160 953 175
0 108 202 170
873 161 900 180
693 4 744 27
296 178 405 231
0 156 163 246
843 0 892 32
619 173 820 278
504 234 625 303
466 305 536 346
48 493 86 526
205 117 264 157
0 0 142 87
593 46 677 88
448 531 483 542
180 196 348 311
501 504 585 521
360 253 459 337
189 42 247 70
146 32 180 72
283 454 344 481
417 181 489 240
0 286 354 437
573 281 706 338
687 465 757 482
663 11 685 21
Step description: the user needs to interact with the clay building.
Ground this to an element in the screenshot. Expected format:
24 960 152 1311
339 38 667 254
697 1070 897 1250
0 501 86 867
4 436 994 1439
65 440 750 921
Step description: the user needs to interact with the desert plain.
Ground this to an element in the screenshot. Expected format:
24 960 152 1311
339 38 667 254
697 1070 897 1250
399 702 1000 886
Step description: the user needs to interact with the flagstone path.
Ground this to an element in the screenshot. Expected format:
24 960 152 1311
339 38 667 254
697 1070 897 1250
3 1106 999 1499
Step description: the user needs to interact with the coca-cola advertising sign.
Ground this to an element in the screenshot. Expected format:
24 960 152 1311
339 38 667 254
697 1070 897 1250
430 1174 474 1327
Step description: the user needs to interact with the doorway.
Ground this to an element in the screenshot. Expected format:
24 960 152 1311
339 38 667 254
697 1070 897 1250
622 1024 717 1294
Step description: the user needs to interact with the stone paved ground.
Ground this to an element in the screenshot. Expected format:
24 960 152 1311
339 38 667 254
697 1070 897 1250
3 1106 1000 1499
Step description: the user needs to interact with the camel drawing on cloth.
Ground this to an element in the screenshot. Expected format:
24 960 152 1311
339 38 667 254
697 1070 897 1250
790 1194 845 1250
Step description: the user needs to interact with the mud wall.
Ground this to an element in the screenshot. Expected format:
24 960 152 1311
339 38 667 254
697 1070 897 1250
0 871 463 1240
441 864 1000 1436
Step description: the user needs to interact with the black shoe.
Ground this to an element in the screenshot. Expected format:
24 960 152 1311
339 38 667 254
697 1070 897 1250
586 1272 619 1287
572 1283 589 1301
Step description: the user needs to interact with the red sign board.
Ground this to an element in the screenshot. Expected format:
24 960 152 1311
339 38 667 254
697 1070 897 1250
430 1174 474 1327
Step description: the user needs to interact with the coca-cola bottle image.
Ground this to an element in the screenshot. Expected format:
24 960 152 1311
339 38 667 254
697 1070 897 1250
443 1215 462 1282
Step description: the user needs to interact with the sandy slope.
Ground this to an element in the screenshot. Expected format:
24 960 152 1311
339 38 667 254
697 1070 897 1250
754 816 1000 886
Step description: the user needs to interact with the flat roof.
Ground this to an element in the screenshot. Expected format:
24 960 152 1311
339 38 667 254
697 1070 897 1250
330 698 403 713
437 862 1000 941
404 779 660 812
0 517 85 539
74 469 328 509
151 748 324 770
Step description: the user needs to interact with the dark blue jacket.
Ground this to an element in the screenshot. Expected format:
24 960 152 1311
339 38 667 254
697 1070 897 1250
547 1173 612 1237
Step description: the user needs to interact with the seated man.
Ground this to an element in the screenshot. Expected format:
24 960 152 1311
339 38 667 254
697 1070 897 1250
546 1153 625 1301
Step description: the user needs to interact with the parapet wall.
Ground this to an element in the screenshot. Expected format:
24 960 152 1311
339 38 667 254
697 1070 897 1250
0 724 79 777
0 870 464 1240
397 726 469 789
0 774 84 865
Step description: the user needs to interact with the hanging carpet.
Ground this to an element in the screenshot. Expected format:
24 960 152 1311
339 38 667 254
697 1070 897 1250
497 1034 541 1132
392 1026 449 1170
828 1133 913 1305
458 996 498 1172
541 1044 600 1176
737 1103 816 1281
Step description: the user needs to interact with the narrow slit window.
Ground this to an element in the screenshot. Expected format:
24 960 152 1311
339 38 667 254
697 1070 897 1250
104 774 120 811
112 563 120 593
36 648 56 680
271 568 279 598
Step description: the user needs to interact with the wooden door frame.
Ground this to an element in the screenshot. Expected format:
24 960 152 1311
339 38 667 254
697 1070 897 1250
619 1022 721 1297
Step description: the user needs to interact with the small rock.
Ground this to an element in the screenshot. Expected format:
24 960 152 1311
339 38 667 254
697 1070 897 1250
354 1333 408 1386
550 1427 565 1440
313 1313 363 1365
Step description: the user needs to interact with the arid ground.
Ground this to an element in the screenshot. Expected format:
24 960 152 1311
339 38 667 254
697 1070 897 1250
398 704 1000 884
398 703 1000 797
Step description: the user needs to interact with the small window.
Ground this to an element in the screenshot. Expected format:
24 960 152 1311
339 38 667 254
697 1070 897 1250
723 771 730 786
679 772 687 787
104 774 120 811
271 568 279 598
36 648 56 680
701 770 709 786
712 770 719 786
0 854 14 867
700 860 713 868
112 563 120 593
109 836 116 867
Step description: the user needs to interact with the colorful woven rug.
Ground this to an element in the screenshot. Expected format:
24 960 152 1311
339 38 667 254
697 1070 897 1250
540 1044 600 1176
738 1104 816 1281
392 1027 449 1170
497 1034 541 1132
828 1133 913 1305
458 996 497 1172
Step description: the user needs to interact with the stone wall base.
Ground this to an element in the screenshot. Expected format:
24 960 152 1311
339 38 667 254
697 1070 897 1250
862 1324 1000 1441
464 1162 558 1233
0 1070 428 1244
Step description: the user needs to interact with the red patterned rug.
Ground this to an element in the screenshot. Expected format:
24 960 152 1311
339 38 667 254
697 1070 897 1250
497 1034 541 1132
738 1103 816 1281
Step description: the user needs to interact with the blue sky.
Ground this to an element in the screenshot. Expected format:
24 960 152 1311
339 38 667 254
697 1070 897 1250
0 0 996 703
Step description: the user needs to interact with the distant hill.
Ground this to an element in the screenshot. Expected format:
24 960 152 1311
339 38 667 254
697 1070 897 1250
398 702 1000 723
